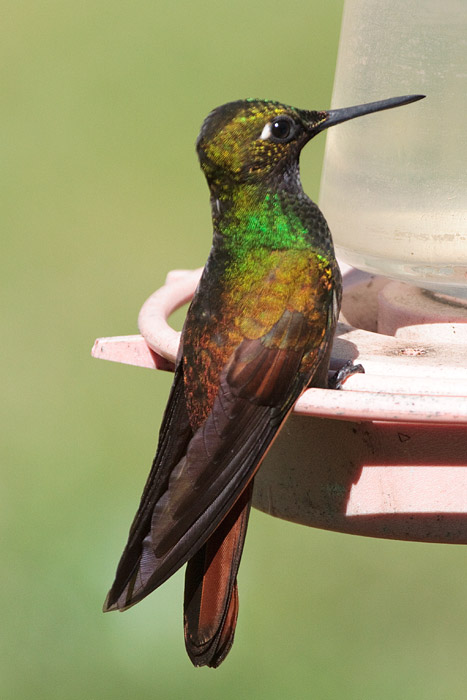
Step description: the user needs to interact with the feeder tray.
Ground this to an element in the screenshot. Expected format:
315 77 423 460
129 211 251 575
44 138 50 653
92 265 467 544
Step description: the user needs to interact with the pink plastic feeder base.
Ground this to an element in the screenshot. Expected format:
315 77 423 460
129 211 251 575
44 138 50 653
92 265 467 544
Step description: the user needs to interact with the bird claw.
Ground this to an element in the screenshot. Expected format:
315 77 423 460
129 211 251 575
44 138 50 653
329 360 364 390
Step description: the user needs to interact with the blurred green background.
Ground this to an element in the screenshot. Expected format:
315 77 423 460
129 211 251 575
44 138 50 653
3 1 467 698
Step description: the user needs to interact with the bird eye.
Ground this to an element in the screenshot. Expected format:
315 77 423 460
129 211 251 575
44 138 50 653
258 115 297 143
270 116 294 142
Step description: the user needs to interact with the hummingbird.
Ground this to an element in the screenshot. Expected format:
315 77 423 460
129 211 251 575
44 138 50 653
104 93 425 667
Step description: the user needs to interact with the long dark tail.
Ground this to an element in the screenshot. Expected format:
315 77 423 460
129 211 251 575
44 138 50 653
183 481 254 667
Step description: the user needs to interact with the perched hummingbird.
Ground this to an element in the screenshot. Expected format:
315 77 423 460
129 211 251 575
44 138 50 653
104 94 424 667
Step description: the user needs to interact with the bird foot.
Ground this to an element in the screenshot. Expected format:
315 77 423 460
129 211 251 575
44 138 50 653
329 360 364 390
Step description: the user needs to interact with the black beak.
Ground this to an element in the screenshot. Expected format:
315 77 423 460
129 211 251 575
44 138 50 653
314 94 425 134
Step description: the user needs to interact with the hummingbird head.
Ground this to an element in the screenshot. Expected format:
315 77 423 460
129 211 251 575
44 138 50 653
196 95 425 191
196 99 323 189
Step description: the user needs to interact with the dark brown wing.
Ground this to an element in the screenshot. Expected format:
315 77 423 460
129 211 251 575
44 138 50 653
104 362 192 610
104 307 331 612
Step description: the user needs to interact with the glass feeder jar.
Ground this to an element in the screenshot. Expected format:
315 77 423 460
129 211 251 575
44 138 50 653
319 0 467 298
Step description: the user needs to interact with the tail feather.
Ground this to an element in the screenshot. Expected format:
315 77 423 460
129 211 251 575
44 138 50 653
183 482 253 668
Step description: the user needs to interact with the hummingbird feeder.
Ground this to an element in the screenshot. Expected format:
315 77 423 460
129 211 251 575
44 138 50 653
92 0 467 545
